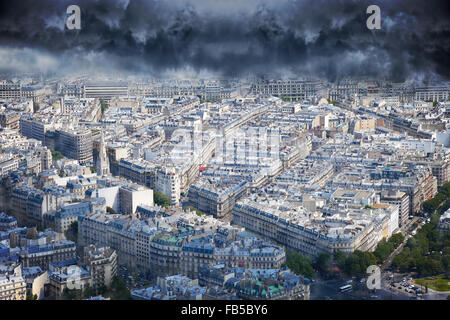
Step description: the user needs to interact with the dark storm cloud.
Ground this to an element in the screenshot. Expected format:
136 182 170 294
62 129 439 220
0 0 449 81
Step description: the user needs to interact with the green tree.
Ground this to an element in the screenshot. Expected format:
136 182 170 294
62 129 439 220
105 276 132 300
285 251 315 279
315 252 331 275
33 101 40 113
98 284 107 295
84 286 96 299
154 191 172 207
334 251 347 270
26 294 38 300
71 221 78 234
373 239 393 263
51 150 64 161
100 99 108 114
185 205 208 216
372 233 404 265
106 207 117 214
423 199 437 214
390 233 404 247
64 221 78 242
63 287 83 300
392 210 448 277
342 250 376 276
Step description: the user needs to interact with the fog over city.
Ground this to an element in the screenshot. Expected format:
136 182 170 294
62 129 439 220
0 0 449 82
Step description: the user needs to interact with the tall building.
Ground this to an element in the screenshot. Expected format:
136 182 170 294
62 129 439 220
380 190 410 228
155 167 180 205
0 112 20 130
118 159 155 188
11 186 58 227
19 117 48 143
55 128 93 165
415 86 449 102
84 82 128 100
0 80 22 100
83 245 118 291
96 134 110 176
250 79 326 101
35 147 52 171
118 184 154 215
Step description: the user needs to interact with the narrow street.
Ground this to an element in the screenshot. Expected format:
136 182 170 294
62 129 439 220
381 216 421 270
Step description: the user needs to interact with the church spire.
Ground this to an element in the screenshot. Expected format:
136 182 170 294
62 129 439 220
96 132 110 176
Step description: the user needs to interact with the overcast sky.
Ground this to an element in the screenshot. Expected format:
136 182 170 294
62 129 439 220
0 0 449 82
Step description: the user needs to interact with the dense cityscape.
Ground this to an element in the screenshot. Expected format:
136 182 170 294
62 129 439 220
0 0 449 306
0 76 449 301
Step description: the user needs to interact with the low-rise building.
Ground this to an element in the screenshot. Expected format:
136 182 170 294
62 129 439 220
131 274 205 300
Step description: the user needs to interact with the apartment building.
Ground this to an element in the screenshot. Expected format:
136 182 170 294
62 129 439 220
0 212 18 231
83 245 118 290
149 233 184 278
415 86 449 102
18 240 77 270
0 157 19 177
79 210 285 278
131 275 205 300
83 82 128 100
188 179 248 218
119 184 153 215
54 200 100 233
235 272 309 300
438 209 450 234
78 213 138 269
11 185 58 227
0 112 20 130
155 167 181 205
0 274 27 300
55 128 93 165
233 198 397 257
250 80 326 101
118 159 156 188
19 117 48 143
48 265 92 299
0 81 22 100
380 190 410 228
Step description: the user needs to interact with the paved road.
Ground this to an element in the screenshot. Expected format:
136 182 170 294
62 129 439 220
380 271 449 300
378 217 450 300
310 277 411 300
381 217 421 270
